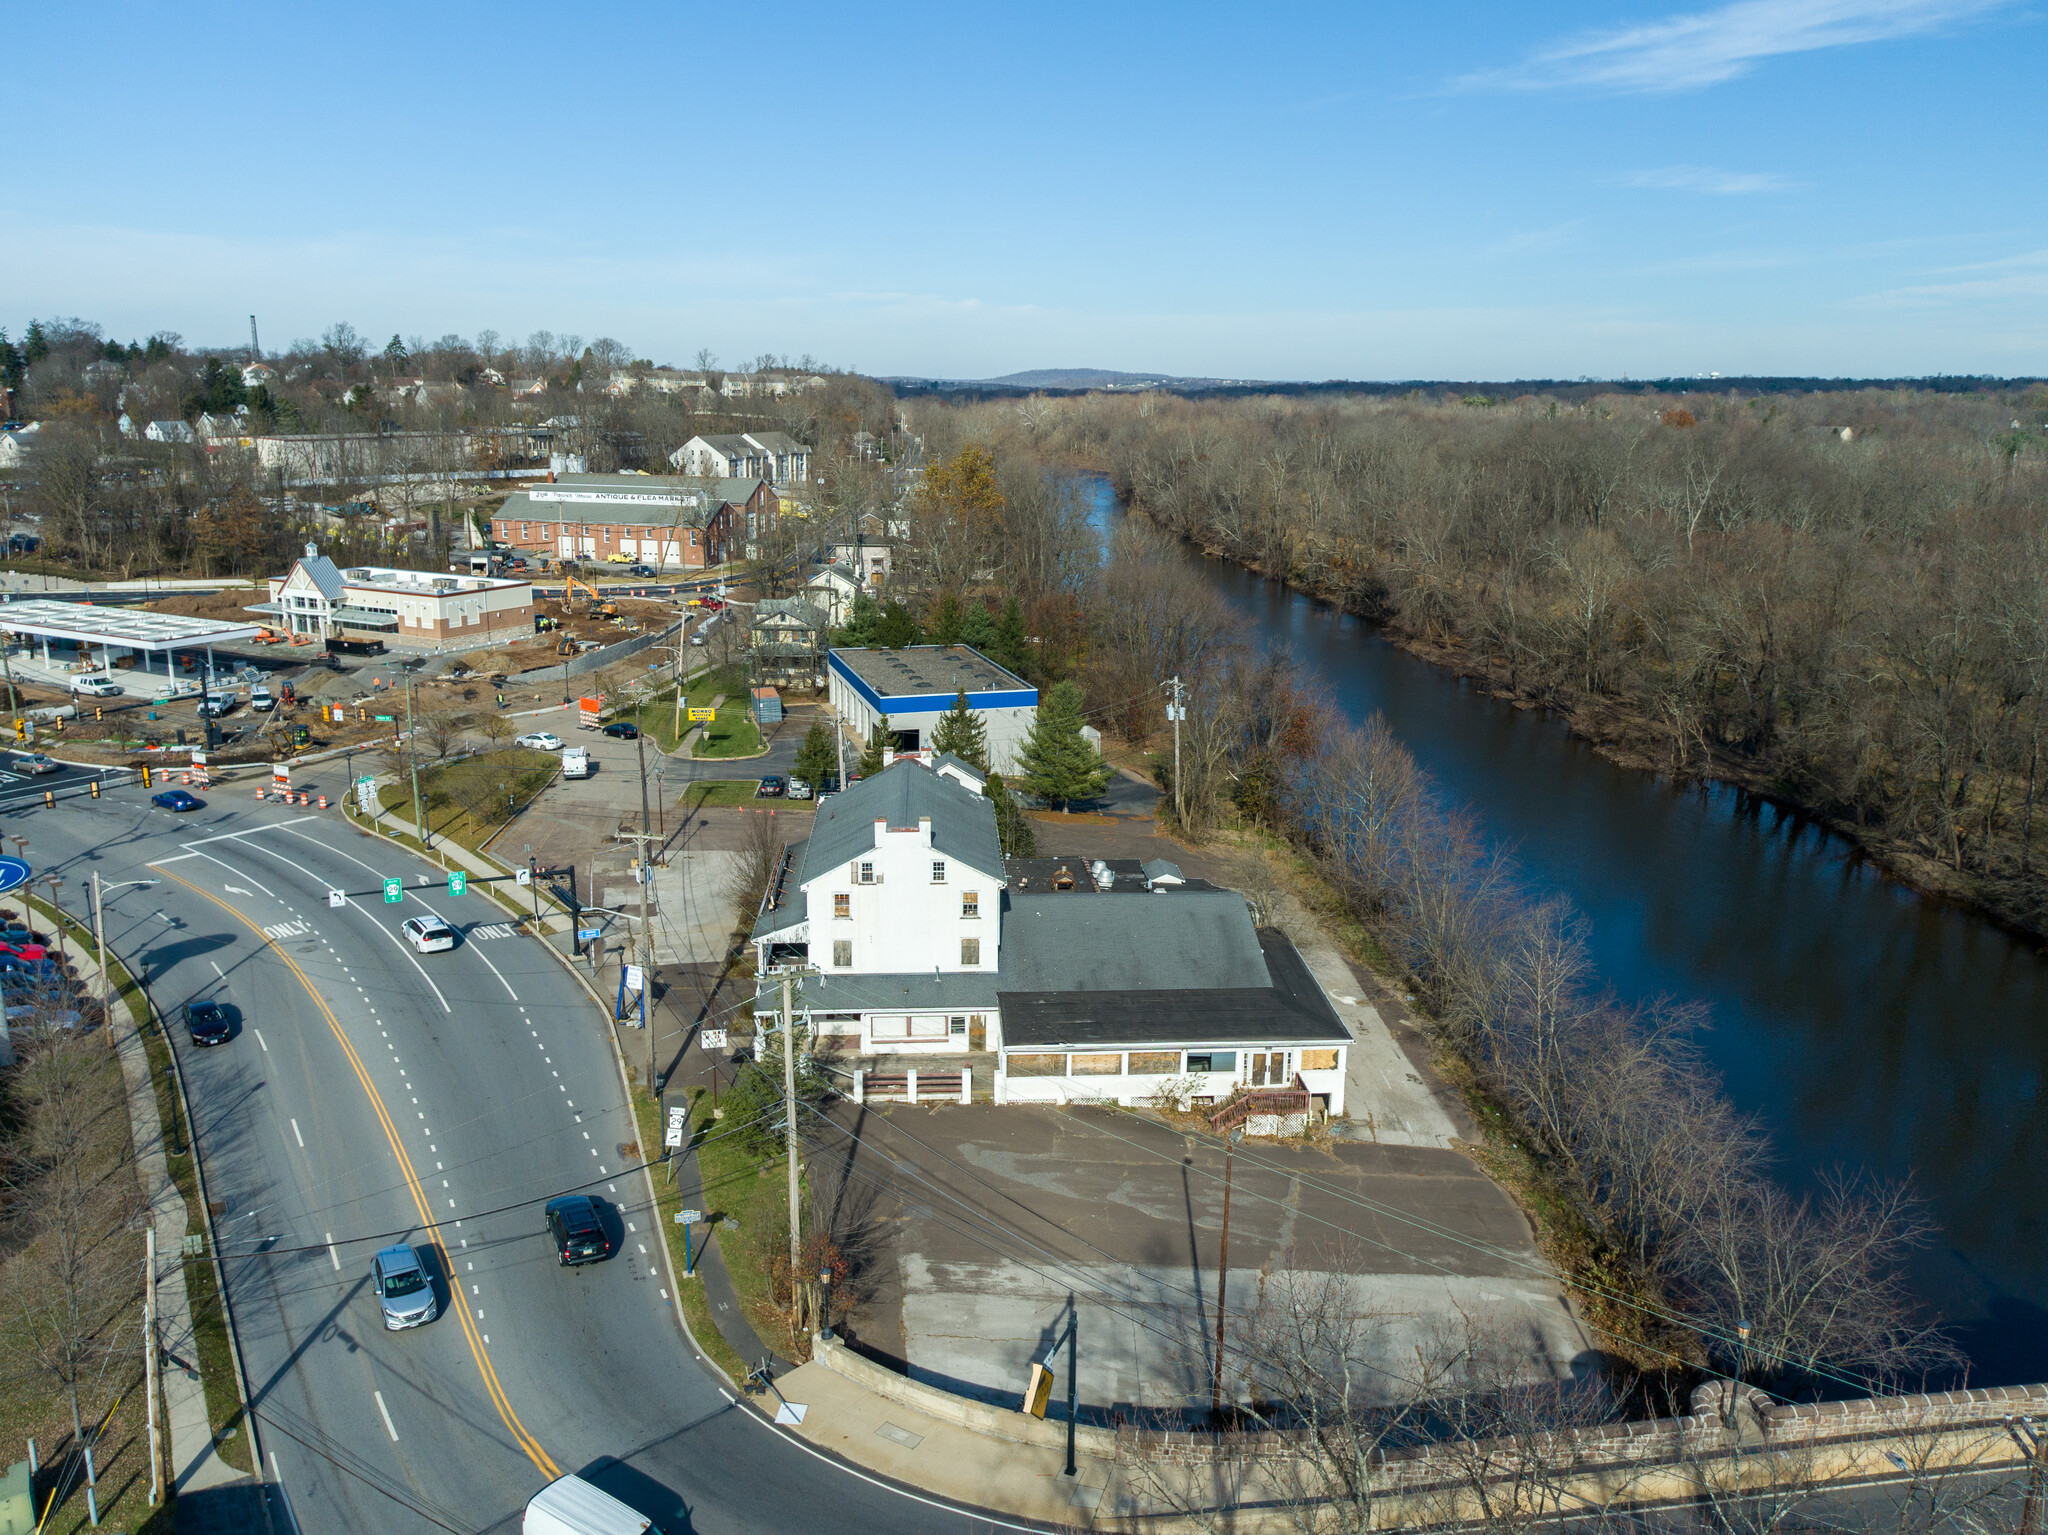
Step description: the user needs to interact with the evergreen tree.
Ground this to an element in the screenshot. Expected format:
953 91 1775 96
929 690 990 771
1016 680 1112 810
22 321 48 366
0 331 23 396
835 590 882 647
858 714 892 776
929 592 963 645
794 722 835 788
992 596 1029 675
874 600 922 649
958 600 997 652
984 772 1036 856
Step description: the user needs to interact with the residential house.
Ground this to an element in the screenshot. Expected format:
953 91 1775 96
250 544 531 644
667 432 811 485
748 760 1351 1112
805 565 862 626
0 423 40 468
828 540 891 586
490 472 775 569
144 420 196 444
749 597 832 687
240 363 278 390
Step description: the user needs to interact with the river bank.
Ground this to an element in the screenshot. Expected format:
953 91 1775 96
1135 504 2043 948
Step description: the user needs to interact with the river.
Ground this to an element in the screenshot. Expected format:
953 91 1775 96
1086 477 2048 1386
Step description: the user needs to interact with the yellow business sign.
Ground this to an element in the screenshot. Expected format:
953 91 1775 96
687 708 716 722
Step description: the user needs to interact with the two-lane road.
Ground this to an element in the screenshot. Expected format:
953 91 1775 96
30 786 1030 1534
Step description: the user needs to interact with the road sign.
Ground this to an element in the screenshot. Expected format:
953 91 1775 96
356 776 378 814
327 889 346 909
448 871 466 897
383 878 402 904
700 1029 728 1050
687 708 715 723
0 856 29 895
271 763 291 792
664 1107 689 1148
623 963 645 992
577 927 602 943
515 867 532 887
674 1209 702 1225
374 714 394 723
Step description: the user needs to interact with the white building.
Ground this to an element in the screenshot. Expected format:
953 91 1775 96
667 432 810 485
749 759 1350 1111
805 566 862 626
0 423 39 468
251 544 532 645
829 540 891 586
828 645 1037 773
144 419 196 444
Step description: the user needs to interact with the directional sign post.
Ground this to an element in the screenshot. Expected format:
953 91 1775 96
328 889 346 909
674 1207 704 1276
447 871 466 897
515 867 532 887
383 878 402 905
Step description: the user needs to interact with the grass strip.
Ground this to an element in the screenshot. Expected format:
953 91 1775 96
621 1083 749 1382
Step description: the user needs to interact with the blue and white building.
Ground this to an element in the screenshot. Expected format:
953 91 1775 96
827 645 1037 773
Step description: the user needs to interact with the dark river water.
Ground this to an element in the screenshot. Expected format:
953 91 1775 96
1087 478 2048 1385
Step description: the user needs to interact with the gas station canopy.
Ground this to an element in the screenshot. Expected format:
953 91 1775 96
0 600 264 650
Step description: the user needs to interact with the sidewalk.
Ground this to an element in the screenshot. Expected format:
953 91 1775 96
44 917 247 1494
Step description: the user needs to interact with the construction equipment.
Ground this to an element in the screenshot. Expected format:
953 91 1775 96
556 635 576 656
561 575 618 619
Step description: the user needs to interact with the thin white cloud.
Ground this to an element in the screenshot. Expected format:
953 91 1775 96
1849 247 2048 306
1620 164 1798 193
1462 0 2010 93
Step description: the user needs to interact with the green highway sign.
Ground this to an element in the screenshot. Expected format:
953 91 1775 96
375 714 395 723
448 871 466 896
383 878 402 904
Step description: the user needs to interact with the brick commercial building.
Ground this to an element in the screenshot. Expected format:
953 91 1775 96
252 545 532 646
490 473 781 570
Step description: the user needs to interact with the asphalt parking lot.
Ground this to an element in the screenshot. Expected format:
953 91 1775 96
811 1103 1591 1421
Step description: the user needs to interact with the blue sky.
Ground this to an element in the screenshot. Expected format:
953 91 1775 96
9 1 2044 379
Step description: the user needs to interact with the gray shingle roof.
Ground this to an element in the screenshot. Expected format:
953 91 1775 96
799 759 1003 886
756 971 1001 1016
497 474 768 528
998 888 1272 993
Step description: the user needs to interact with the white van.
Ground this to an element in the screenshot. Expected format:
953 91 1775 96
250 685 276 712
561 747 591 779
69 674 122 698
523 1474 657 1535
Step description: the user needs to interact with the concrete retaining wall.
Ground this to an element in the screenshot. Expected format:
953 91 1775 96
811 1337 1120 1459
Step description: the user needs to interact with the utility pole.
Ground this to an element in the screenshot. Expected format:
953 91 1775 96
1211 1128 1239 1419
781 975 802 1330
610 828 660 1087
636 725 652 842
91 872 109 1037
144 1223 160 1507
1165 676 1186 828
403 671 426 848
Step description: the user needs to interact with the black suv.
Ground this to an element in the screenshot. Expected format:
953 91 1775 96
545 1195 608 1266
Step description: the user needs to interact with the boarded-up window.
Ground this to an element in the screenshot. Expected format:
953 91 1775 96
874 1015 950 1040
960 938 981 966
1127 1051 1180 1075
1007 1053 1065 1077
1072 1053 1122 1075
1300 1048 1340 1071
832 940 851 967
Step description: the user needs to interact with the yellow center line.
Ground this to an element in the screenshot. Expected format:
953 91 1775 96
153 864 560 1479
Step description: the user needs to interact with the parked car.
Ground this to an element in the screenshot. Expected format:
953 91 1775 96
11 752 61 775
185 999 232 1046
371 1244 438 1330
544 1195 609 1266
601 721 638 740
786 778 813 800
755 775 785 798
515 732 564 751
152 789 203 811
401 915 456 953
626 564 657 577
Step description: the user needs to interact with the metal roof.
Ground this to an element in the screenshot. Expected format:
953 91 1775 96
0 599 263 649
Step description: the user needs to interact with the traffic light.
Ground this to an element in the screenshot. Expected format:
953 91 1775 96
141 766 152 787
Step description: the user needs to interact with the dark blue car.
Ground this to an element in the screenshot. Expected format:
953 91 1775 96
185 1000 232 1046
152 789 203 811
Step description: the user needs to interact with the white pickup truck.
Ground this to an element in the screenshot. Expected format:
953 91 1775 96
69 674 123 699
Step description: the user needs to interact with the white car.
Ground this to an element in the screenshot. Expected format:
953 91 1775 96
786 777 813 800
515 732 564 751
401 915 456 953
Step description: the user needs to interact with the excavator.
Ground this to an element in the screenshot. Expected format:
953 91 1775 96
560 573 618 620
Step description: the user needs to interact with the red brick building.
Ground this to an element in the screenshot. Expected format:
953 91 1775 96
491 474 779 570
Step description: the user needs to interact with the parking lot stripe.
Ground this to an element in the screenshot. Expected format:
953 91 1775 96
374 1390 399 1442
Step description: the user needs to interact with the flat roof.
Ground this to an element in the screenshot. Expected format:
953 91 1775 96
0 599 263 649
830 645 1033 700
